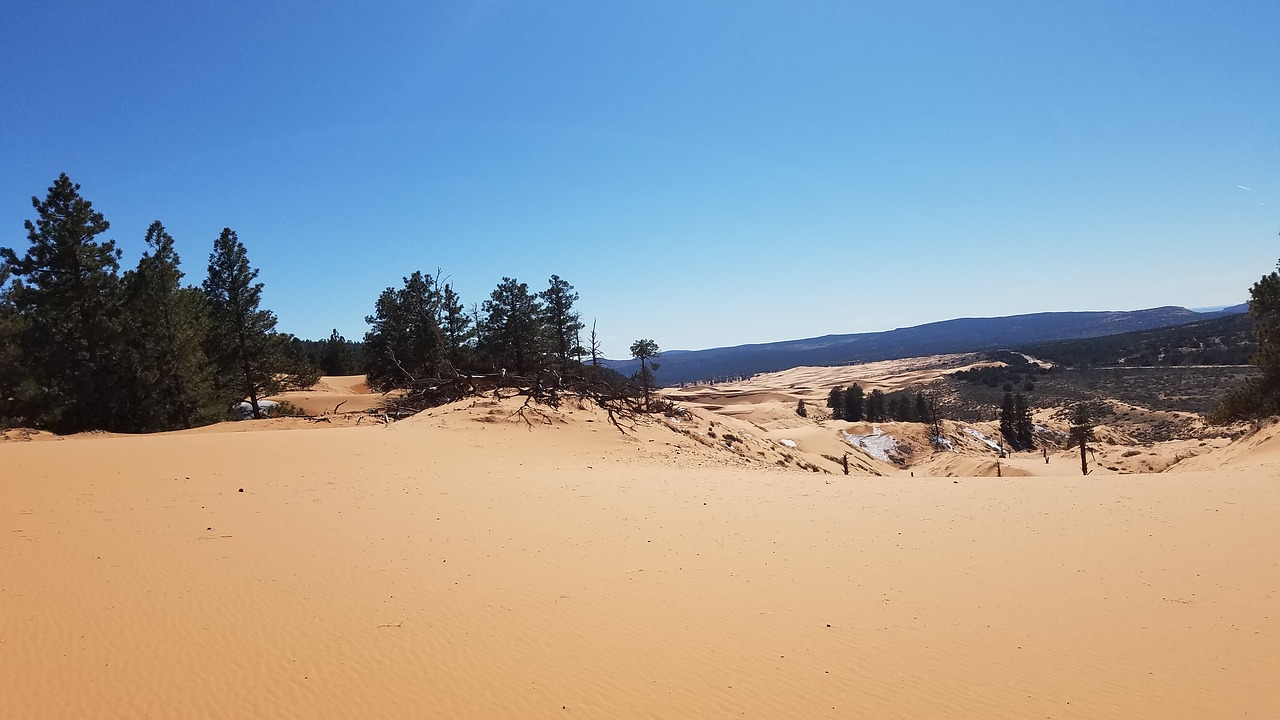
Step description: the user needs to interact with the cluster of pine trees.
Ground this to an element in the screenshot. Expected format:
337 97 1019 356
998 392 1035 449
0 175 318 433
361 271 614 392
825 384 934 423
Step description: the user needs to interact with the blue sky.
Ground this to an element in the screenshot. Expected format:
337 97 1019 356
2 2 1277 357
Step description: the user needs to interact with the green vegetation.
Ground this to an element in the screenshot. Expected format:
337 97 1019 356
1215 259 1280 420
825 383 934 424
0 174 320 432
998 392 1035 449
629 339 661 411
1026 313 1253 368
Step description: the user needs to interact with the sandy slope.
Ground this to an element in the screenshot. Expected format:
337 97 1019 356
265 374 394 416
3 399 1277 719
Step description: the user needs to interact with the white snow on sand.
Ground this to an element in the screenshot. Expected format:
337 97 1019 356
841 427 899 462
963 427 1003 452
778 439 798 448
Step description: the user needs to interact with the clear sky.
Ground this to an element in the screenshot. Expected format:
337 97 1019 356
3 2 1277 357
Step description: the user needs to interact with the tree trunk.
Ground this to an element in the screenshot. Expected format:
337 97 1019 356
1079 439 1088 475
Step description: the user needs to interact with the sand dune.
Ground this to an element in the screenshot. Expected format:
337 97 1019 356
3 390 1278 719
265 374 396 416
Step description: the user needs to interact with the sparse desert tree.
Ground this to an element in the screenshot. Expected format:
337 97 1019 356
1053 399 1111 475
629 338 660 410
796 399 807 417
587 319 603 369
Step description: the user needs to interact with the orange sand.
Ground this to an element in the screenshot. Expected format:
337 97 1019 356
4 393 1277 719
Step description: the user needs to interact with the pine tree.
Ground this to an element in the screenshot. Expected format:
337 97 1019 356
826 386 845 420
479 277 546 375
439 283 473 370
202 228 293 419
540 275 584 379
629 338 660 410
122 221 220 430
796 399 808 417
1013 393 1035 449
999 391 1016 447
363 271 444 391
865 389 885 422
914 393 929 424
319 328 357 375
1053 400 1110 475
0 174 128 432
0 265 33 426
1216 258 1280 419
843 384 865 421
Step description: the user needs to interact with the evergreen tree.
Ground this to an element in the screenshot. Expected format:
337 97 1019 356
0 265 33 426
363 271 445 391
1013 393 1035 449
796 399 807 418
439 283 473 370
844 384 865 421
319 329 354 375
865 389 886 422
914 393 929 424
121 221 220 430
539 275 584 379
826 386 845 420
478 277 546 375
0 174 128 432
202 228 296 419
629 338 661 410
999 391 1016 447
1053 400 1110 475
1216 258 1280 419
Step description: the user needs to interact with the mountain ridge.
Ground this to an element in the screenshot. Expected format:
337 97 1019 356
605 304 1249 385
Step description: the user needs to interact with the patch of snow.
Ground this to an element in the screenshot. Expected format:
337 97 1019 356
963 427 1003 452
841 426 900 463
233 400 278 420
778 439 798 448
932 435 953 451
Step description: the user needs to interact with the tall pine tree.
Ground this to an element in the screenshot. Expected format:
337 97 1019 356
0 174 128 432
122 221 220 430
999 391 1016 447
540 275 584 379
1013 393 1035 449
202 228 290 419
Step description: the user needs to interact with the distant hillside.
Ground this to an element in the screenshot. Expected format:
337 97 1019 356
1023 312 1254 367
607 305 1246 385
